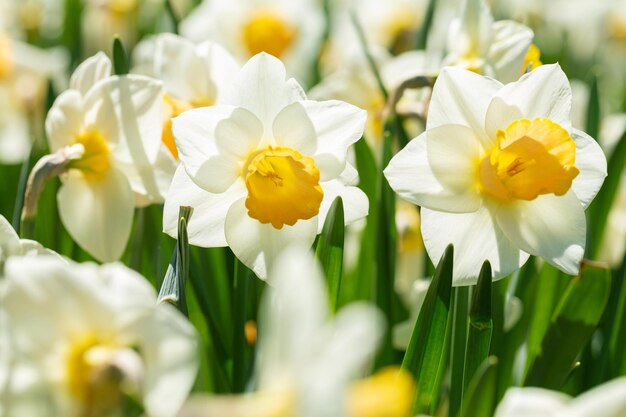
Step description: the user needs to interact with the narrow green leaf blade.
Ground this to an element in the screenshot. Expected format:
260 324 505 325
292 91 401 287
585 73 600 140
402 244 454 414
523 262 611 389
449 286 469 417
315 196 345 312
112 37 129 75
157 206 193 316
464 261 493 390
459 357 499 417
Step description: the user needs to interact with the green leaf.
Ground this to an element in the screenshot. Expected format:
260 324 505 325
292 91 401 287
525 263 569 367
589 128 626 258
585 73 600 140
523 261 611 389
416 0 437 50
449 286 469 417
157 206 192 316
164 0 179 34
315 196 345 313
608 266 626 376
402 244 453 414
464 262 493 390
112 37 129 75
232 258 252 393
459 357 499 417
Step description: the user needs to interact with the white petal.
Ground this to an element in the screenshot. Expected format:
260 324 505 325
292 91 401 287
571 129 608 209
172 105 254 193
299 100 366 181
224 198 318 279
85 74 163 165
427 66 502 148
163 166 246 247
154 34 213 101
421 205 530 285
123 305 199 417
0 215 20 255
272 102 317 156
564 377 626 417
496 190 585 275
489 21 534 84
485 64 572 139
258 246 328 388
495 387 569 417
384 133 482 213
299 303 384 417
426 124 482 192
196 40 240 103
57 168 134 262
224 53 306 128
317 181 369 233
45 89 84 151
69 51 112 96
215 107 264 160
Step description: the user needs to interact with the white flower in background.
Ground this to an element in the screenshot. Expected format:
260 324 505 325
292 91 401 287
180 0 324 85
177 246 385 417
0 31 68 164
384 64 607 285
135 33 240 161
1 257 198 417
494 377 626 417
444 0 536 83
163 53 368 278
45 53 163 262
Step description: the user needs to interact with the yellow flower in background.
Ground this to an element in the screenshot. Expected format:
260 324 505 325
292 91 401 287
179 0 324 85
163 53 368 279
384 64 607 285
1 257 198 417
45 53 163 262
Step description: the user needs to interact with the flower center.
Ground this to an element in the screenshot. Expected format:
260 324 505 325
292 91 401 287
65 335 125 415
68 130 111 182
0 34 14 80
161 94 213 159
244 146 323 229
242 9 296 58
384 8 421 54
478 118 579 203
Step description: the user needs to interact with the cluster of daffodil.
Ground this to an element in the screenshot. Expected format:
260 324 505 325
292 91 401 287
0 0 625 416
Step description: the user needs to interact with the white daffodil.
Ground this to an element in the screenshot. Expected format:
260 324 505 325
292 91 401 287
443 0 537 83
45 53 163 262
494 377 626 417
1 256 198 417
163 53 368 278
384 64 607 285
177 246 386 417
180 0 324 85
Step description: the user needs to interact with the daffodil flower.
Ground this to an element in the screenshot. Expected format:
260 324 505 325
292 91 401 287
1 257 198 417
180 0 324 85
444 0 536 83
384 64 607 285
494 377 626 416
45 54 163 262
163 53 368 278
177 246 385 417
